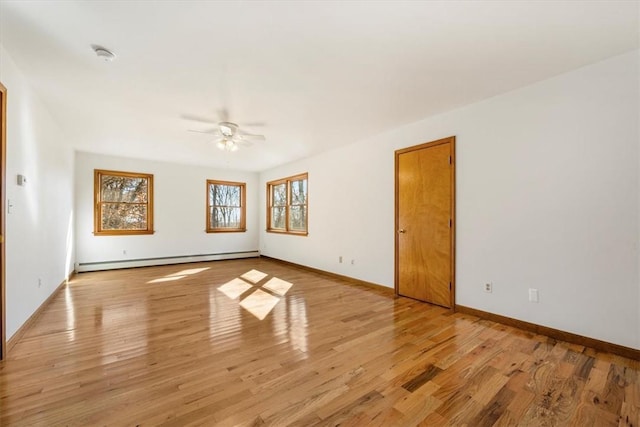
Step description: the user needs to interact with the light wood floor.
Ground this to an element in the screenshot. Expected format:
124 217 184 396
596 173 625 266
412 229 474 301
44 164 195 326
1 258 638 426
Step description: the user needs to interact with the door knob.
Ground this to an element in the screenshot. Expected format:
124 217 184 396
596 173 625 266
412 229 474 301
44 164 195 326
398 229 406 233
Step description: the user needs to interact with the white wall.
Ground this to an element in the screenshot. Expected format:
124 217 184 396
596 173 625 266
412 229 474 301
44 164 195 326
0 45 75 340
75 152 259 266
260 50 640 350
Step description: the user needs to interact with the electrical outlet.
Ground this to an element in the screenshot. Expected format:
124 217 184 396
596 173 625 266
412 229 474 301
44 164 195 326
351 259 355 265
123 249 127 255
529 288 539 303
38 278 42 288
339 256 343 263
484 282 492 293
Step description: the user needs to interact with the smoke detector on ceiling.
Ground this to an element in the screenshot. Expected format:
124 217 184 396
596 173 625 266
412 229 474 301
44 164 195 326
91 45 116 62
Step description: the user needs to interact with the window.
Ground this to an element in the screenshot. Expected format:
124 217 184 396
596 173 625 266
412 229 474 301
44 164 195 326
207 180 246 232
267 173 308 235
94 169 154 235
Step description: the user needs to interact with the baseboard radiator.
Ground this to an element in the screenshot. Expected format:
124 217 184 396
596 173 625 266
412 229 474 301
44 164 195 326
76 250 260 272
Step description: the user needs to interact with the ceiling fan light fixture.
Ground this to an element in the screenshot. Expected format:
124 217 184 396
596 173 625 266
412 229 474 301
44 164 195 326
216 139 239 152
185 113 264 151
219 122 238 138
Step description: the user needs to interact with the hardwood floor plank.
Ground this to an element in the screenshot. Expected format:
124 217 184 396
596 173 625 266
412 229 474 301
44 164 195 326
401 364 443 392
468 385 516 427
0 258 638 426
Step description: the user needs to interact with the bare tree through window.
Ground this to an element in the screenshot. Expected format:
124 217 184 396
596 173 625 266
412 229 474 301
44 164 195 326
289 178 307 231
267 173 308 235
94 170 154 235
271 183 287 230
207 180 246 232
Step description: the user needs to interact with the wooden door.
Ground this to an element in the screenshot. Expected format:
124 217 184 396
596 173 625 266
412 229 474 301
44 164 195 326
395 136 455 308
0 82 6 359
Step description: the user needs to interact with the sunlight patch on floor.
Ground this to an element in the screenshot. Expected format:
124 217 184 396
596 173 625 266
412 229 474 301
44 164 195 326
218 278 253 299
239 289 280 320
241 269 268 284
263 277 293 296
64 285 76 342
175 267 210 276
148 275 187 283
215 271 295 320
147 267 210 284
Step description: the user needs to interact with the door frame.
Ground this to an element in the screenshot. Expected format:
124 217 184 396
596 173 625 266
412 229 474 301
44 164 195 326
0 82 6 359
394 136 456 309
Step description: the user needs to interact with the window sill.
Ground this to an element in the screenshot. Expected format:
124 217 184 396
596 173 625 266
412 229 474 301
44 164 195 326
93 230 155 236
266 229 308 236
206 229 247 233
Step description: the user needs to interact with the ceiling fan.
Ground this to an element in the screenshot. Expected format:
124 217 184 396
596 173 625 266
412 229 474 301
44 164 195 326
183 109 265 152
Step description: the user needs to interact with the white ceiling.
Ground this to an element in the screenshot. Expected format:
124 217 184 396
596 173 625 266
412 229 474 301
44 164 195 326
1 1 638 172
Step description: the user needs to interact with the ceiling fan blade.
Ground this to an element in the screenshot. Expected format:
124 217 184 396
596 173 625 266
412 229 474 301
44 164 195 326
238 122 266 128
237 128 266 141
182 114 219 124
228 135 252 148
241 134 265 142
237 140 254 147
188 128 219 135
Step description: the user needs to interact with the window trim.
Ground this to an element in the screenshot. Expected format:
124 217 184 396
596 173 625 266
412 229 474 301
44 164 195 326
206 179 247 233
266 173 308 236
94 169 154 236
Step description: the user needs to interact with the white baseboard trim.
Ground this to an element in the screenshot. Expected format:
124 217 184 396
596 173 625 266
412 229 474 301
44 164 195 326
76 250 260 272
